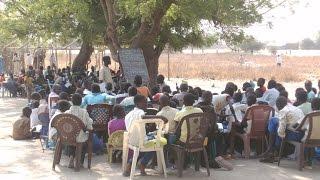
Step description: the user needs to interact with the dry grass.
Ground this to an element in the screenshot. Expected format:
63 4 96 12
158 53 320 82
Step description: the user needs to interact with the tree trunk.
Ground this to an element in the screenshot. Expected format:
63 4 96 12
71 41 94 73
140 45 159 88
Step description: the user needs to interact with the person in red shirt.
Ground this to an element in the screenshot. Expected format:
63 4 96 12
255 78 266 98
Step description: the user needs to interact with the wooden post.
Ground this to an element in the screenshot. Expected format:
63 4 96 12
167 47 170 81
69 49 72 67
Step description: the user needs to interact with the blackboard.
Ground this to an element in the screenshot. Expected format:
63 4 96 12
118 48 150 85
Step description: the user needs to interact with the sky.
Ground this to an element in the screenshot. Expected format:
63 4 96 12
245 0 320 45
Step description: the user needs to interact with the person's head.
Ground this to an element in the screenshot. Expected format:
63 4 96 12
194 87 202 98
295 89 307 103
276 96 288 111
22 107 32 118
159 95 170 108
31 92 41 101
267 80 277 89
247 94 257 106
224 82 236 96
71 93 82 106
113 105 125 119
275 83 285 92
257 78 265 87
162 85 171 94
52 85 62 94
106 82 113 91
134 75 143 86
233 92 242 103
47 66 51 70
57 100 71 112
102 56 111 66
59 92 70 101
32 100 40 109
75 88 83 95
128 86 137 96
279 90 289 99
180 83 188 92
245 87 255 97
305 80 312 92
91 66 95 72
151 86 160 96
183 93 195 106
122 83 131 93
134 94 147 110
242 82 252 91
202 91 213 104
311 98 320 111
91 83 101 93
157 74 165 84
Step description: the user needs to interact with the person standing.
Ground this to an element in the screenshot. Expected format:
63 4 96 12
276 54 283 67
99 56 114 92
25 53 33 68
12 53 20 76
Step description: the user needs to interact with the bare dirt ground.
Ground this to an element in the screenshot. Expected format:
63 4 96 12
0 98 320 180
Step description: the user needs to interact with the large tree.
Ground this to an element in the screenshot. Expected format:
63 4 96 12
3 0 106 72
99 0 291 86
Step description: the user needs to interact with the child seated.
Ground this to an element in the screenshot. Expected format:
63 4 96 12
108 105 126 136
12 107 32 140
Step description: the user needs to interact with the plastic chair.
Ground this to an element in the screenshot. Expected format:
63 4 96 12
278 111 320 170
87 104 113 142
107 130 125 163
232 105 274 159
123 116 167 179
51 114 93 172
170 113 210 177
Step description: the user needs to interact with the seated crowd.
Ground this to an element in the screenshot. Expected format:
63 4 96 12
10 56 320 175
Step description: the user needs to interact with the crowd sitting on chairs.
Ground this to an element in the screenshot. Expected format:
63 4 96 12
10 55 320 176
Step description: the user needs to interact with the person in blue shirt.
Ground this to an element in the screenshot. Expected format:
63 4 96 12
81 83 115 107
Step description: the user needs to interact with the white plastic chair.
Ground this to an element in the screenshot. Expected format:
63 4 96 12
122 116 167 179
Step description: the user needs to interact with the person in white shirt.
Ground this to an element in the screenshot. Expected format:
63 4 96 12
156 95 179 134
30 101 41 128
226 92 248 132
276 54 283 67
48 85 61 118
26 53 33 68
65 93 93 168
260 96 305 163
257 80 279 108
99 56 114 91
120 86 137 107
123 95 153 177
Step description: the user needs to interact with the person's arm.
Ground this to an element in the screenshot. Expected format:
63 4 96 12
85 112 94 131
81 96 88 108
277 110 287 138
98 68 104 83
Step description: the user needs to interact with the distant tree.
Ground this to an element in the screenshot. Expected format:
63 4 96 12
301 38 316 50
240 37 265 53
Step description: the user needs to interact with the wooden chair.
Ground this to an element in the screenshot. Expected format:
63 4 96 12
107 130 125 163
51 114 92 171
232 105 275 159
278 111 320 170
170 113 210 177
122 116 167 179
87 104 113 142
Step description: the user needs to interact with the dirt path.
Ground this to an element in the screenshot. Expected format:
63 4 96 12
0 98 319 179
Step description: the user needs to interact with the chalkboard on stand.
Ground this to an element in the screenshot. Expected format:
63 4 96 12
118 48 150 85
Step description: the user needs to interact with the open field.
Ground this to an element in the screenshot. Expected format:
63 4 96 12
158 53 320 82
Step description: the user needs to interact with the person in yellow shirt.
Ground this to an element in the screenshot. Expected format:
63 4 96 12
174 93 203 143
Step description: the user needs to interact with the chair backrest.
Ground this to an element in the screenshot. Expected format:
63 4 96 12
128 116 165 148
244 105 275 137
108 130 125 148
51 114 85 144
298 111 320 144
87 104 113 131
180 113 208 152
